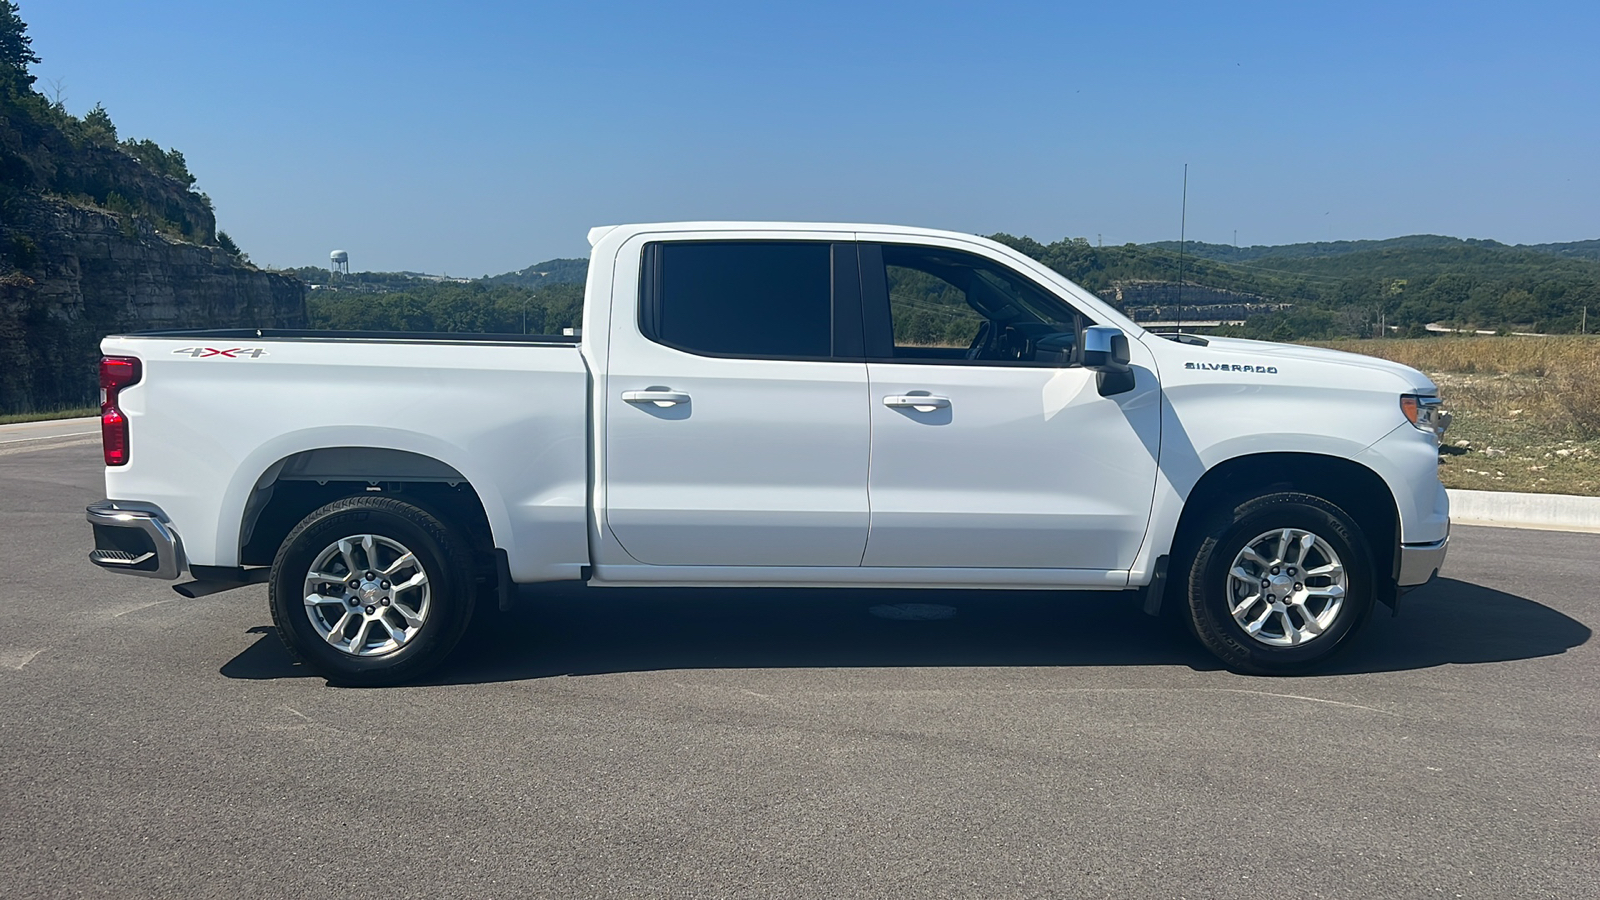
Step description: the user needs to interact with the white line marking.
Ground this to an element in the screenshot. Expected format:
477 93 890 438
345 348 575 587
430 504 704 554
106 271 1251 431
0 648 45 670
0 436 99 458
0 430 97 445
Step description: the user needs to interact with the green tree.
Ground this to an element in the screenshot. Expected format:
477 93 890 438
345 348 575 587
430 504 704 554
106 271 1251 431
120 138 197 186
80 102 117 145
0 0 40 91
216 231 249 263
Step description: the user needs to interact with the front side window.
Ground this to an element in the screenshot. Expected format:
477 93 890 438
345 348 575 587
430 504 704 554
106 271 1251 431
872 244 1085 366
643 241 833 358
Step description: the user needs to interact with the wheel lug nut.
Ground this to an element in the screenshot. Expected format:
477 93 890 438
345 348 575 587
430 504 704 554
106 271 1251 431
348 580 359 589
1295 583 1303 591
347 598 358 606
1288 567 1297 575
365 571 376 579
1261 579 1270 587
365 605 375 614
1265 593 1275 601
1271 566 1280 575
380 580 389 589
380 598 390 606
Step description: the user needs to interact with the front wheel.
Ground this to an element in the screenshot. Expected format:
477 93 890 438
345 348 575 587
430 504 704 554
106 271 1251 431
269 496 476 686
1183 492 1376 675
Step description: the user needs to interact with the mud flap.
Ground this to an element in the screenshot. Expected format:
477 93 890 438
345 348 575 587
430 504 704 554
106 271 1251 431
1141 555 1170 616
495 548 515 612
1383 549 1402 616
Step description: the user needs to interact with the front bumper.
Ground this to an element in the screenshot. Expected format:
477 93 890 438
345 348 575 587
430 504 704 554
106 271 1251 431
86 501 185 580
1397 534 1448 587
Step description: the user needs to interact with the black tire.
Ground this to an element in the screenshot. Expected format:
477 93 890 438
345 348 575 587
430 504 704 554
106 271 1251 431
1183 492 1376 675
269 496 476 686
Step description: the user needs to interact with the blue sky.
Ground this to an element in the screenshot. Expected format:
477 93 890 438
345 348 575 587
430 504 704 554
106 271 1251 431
22 1 1600 275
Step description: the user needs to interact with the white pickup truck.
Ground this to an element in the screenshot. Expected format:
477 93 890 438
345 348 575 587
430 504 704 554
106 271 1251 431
87 222 1450 684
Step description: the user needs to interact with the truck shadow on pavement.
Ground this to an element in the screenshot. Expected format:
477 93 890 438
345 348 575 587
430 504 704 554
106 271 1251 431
220 576 1590 685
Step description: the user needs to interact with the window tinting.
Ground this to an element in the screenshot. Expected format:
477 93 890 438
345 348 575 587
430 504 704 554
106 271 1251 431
874 244 1084 366
653 241 832 358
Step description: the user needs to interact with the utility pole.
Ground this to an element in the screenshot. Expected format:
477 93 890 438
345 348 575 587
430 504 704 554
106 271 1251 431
1583 304 1588 335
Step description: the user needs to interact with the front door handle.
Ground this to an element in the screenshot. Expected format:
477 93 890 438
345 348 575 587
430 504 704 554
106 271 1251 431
623 390 691 407
883 394 950 411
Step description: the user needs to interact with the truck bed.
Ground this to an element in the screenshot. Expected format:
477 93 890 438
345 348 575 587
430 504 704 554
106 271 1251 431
101 329 592 582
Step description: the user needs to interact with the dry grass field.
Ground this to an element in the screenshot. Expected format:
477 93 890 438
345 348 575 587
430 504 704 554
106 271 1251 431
1320 336 1600 496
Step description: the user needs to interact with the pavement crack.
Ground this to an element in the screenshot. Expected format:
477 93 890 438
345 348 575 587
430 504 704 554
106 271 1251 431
108 599 175 618
1211 688 1395 715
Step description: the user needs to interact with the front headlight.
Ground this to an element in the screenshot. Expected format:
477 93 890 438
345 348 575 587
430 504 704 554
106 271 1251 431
1400 393 1449 438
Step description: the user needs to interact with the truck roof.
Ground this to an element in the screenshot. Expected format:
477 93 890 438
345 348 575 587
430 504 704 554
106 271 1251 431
587 221 1002 248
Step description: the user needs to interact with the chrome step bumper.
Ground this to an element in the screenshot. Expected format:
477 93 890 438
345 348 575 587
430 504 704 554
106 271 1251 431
1397 534 1448 587
86 501 185 580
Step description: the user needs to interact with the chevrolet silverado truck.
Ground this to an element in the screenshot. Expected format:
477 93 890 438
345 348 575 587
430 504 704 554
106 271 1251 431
86 222 1450 685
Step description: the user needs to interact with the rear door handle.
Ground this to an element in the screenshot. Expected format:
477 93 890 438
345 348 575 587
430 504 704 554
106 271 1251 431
622 390 691 407
883 395 950 410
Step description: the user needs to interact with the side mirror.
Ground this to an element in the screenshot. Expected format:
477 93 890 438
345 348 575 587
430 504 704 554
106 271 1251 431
1082 325 1135 396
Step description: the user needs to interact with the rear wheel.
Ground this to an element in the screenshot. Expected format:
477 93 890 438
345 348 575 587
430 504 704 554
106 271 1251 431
269 496 476 686
1184 492 1375 675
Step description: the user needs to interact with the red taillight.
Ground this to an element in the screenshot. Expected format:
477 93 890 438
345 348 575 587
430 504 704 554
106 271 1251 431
99 356 141 466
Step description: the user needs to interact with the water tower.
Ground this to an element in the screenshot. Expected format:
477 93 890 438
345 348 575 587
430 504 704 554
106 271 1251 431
330 249 349 280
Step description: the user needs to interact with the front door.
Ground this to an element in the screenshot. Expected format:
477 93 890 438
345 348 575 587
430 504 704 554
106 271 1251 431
857 238 1161 572
602 235 871 567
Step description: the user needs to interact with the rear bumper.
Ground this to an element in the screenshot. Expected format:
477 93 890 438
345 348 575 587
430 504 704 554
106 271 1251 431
1397 533 1448 587
86 501 185 580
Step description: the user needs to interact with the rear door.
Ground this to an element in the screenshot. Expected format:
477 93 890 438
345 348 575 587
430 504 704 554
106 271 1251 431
858 238 1161 572
602 234 871 567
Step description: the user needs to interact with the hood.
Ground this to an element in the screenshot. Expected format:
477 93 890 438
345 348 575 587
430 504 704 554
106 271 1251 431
1177 336 1438 393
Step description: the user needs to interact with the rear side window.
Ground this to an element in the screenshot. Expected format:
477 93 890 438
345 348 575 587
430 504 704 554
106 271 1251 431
642 241 833 358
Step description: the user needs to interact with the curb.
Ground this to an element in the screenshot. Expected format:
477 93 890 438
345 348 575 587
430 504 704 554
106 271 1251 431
1448 489 1600 534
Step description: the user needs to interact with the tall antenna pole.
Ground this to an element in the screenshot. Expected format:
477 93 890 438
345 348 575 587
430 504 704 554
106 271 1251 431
1177 164 1188 333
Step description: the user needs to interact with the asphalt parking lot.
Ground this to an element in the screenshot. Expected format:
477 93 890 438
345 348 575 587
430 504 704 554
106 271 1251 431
2 439 1596 899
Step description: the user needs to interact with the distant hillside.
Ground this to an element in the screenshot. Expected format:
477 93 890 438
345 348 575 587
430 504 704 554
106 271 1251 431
1151 234 1600 270
1147 237 1600 284
280 267 470 294
304 232 1596 343
1521 239 1600 261
306 280 583 336
482 258 589 289
988 231 1599 339
1150 235 1476 263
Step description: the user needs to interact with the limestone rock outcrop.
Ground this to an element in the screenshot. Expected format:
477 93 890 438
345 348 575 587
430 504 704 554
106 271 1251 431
1 99 304 413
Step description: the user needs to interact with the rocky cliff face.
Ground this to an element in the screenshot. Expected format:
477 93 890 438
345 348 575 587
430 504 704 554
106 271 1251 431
0 195 304 413
1 91 305 413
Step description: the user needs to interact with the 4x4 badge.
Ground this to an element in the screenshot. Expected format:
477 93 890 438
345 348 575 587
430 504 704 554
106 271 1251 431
172 347 268 358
